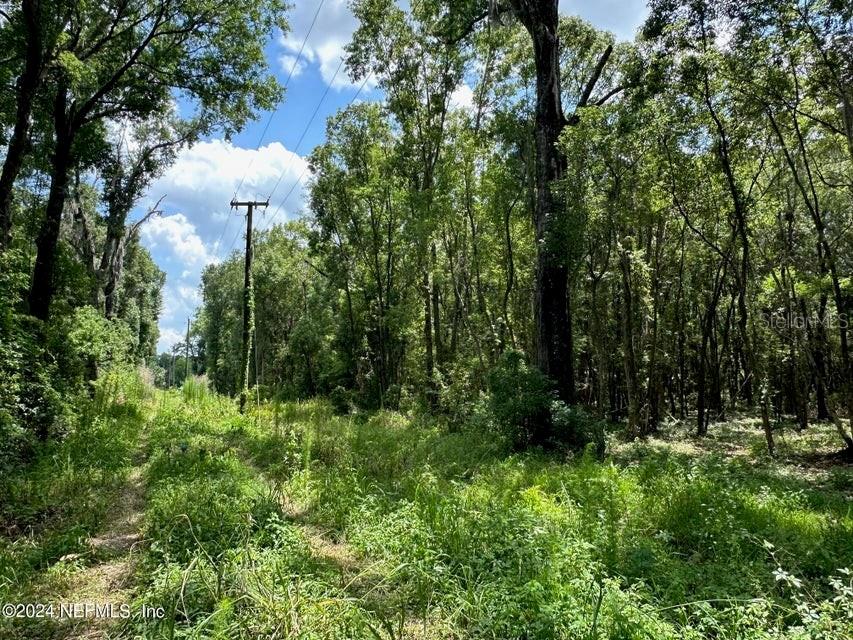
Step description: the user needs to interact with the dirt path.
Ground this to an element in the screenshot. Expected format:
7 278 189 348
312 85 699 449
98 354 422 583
49 466 146 640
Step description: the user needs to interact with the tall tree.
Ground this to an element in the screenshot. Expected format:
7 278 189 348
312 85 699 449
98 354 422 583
27 0 287 321
0 0 66 249
439 1 619 411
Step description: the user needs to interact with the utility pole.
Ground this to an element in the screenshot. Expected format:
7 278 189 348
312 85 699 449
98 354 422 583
231 198 268 413
185 317 191 380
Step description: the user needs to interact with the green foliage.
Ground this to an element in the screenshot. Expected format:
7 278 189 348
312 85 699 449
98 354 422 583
66 306 134 371
329 385 352 415
5 387 852 638
550 400 606 456
487 350 552 448
0 369 148 605
181 375 210 405
127 394 849 639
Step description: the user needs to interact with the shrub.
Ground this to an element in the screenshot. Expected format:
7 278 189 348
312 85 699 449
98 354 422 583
487 350 552 448
329 385 351 415
550 400 606 455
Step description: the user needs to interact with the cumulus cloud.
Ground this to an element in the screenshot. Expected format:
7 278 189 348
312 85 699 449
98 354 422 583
449 84 475 111
279 53 309 79
141 213 216 268
278 0 368 90
142 139 309 253
158 327 185 353
139 138 309 352
139 213 213 349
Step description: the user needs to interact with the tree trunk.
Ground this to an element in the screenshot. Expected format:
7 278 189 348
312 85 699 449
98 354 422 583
0 0 45 250
619 247 641 438
29 122 74 321
422 269 436 407
430 243 444 368
513 0 574 404
761 383 775 457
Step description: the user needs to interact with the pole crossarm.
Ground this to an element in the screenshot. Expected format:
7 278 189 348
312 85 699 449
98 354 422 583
230 199 269 209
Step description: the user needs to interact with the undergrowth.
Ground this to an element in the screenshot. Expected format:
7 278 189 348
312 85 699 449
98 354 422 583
0 367 150 637
3 384 852 638
128 393 852 639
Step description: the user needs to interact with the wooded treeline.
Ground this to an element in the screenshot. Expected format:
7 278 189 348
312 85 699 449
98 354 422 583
0 0 288 459
1 0 851 459
197 0 853 453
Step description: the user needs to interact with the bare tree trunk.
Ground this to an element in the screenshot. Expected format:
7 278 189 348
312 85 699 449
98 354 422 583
761 381 775 457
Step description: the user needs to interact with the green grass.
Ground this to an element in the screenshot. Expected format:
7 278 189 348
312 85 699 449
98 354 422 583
2 385 852 639
0 368 150 637
128 395 852 639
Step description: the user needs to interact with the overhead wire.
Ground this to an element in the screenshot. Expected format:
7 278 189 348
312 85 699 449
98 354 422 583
231 0 327 200
214 0 328 259
262 55 346 209
260 67 373 233
260 0 426 233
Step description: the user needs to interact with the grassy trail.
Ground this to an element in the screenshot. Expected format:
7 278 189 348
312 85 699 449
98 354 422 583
0 374 152 639
47 465 146 640
3 381 853 639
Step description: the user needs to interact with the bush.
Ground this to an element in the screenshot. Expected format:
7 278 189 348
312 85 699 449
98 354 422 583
329 385 351 415
550 400 606 455
487 350 552 448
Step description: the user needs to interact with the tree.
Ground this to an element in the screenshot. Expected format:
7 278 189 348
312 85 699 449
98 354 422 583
0 0 67 249
26 0 287 321
436 1 620 415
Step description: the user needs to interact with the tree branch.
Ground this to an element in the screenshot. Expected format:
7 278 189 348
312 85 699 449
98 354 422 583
567 44 613 124
127 195 165 239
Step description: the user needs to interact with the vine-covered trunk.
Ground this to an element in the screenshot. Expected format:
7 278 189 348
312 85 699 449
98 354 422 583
514 0 574 405
29 125 73 321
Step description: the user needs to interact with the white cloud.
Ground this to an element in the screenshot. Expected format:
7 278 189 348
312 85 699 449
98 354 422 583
279 53 308 79
279 0 369 90
141 213 216 267
139 138 310 353
158 327 185 352
143 139 309 254
450 84 475 110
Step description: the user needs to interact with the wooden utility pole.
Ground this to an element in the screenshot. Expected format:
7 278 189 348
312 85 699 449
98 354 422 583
185 317 191 380
231 198 268 413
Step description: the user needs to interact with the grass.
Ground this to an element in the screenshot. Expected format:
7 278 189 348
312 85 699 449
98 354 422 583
0 368 150 638
2 381 852 638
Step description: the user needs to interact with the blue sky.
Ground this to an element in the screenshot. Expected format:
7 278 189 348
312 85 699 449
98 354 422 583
139 0 649 353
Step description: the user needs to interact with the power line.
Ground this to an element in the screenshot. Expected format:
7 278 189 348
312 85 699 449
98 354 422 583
264 55 346 206
261 70 373 232
232 0 327 200
222 214 245 257
213 0 327 261
260 0 426 232
212 211 235 256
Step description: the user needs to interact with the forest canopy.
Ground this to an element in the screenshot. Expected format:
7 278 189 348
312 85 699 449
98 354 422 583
193 0 853 454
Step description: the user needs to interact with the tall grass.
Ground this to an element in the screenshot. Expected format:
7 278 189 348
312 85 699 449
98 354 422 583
6 383 850 638
0 367 149 617
126 395 853 639
181 374 210 405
